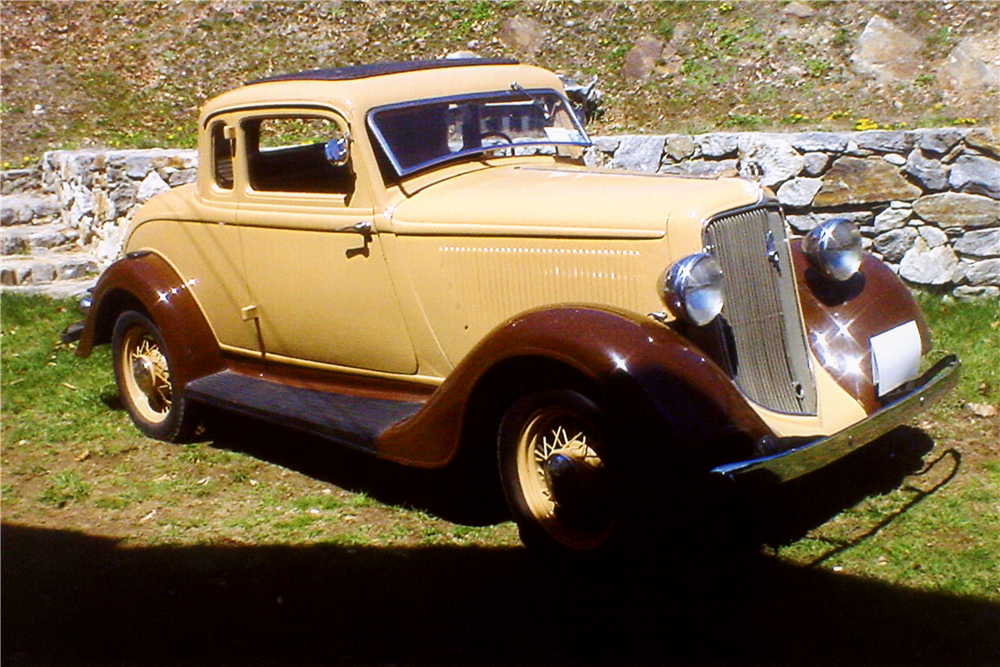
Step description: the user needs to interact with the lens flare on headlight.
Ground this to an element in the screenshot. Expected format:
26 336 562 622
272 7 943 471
803 218 863 281
660 253 725 326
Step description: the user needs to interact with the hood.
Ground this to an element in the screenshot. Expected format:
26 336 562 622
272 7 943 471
388 163 763 240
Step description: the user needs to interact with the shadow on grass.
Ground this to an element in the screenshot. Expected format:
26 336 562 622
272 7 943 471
7 417 996 666
202 408 512 527
4 520 999 667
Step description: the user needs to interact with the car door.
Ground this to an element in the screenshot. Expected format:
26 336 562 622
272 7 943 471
236 110 417 374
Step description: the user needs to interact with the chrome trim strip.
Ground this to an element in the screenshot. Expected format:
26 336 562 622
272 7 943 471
711 354 960 484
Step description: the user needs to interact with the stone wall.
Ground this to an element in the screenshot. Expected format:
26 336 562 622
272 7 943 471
1 128 998 299
1 149 197 297
586 127 999 299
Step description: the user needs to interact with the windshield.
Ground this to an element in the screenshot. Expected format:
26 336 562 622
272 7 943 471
368 88 591 177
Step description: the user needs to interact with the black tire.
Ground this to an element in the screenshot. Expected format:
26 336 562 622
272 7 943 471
498 389 623 554
112 310 196 442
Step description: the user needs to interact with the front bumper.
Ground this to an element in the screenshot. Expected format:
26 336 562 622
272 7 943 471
710 354 960 486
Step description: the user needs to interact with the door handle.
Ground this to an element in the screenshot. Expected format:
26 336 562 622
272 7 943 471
340 221 373 237
340 221 373 258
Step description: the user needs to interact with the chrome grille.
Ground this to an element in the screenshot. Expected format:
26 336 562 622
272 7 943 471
704 207 816 415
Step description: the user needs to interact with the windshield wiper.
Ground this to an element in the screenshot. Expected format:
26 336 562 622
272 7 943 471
510 82 554 120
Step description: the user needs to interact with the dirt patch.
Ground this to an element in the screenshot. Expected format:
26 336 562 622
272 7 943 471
2 1 999 165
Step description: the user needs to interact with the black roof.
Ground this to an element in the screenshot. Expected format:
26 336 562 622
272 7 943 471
248 58 520 85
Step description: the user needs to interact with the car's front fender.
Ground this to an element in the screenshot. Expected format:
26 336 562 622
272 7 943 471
377 305 772 468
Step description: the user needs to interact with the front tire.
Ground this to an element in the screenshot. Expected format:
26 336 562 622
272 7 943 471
112 310 196 442
498 389 621 553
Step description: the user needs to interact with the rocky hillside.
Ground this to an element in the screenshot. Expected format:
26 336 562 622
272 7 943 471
2 1 999 166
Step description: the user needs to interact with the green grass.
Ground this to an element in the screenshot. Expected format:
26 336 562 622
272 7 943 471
0 293 997 597
37 470 92 507
916 293 999 406
1 295 130 445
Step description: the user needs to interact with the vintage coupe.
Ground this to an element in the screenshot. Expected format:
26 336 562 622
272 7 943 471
70 59 959 553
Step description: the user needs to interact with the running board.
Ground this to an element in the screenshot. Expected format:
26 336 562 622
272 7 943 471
184 371 423 453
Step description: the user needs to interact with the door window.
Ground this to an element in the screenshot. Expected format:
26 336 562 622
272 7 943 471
243 115 355 195
211 122 234 190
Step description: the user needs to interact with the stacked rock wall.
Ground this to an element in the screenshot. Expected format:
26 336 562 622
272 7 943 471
588 128 999 299
1 149 197 296
1 129 998 298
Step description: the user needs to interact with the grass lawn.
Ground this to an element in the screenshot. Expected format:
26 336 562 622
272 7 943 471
2 292 998 666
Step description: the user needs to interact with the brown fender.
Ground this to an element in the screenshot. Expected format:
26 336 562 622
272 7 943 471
76 251 225 387
377 305 773 469
791 239 931 414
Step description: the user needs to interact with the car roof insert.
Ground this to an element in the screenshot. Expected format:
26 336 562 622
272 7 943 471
248 58 520 85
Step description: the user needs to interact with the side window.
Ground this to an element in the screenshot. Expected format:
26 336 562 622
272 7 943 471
244 115 355 195
211 122 234 190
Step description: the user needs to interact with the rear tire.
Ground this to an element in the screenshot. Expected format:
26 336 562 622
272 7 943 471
112 310 196 442
498 389 623 554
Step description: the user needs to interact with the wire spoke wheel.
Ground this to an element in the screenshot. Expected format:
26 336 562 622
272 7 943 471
500 390 619 553
121 328 173 423
112 311 195 442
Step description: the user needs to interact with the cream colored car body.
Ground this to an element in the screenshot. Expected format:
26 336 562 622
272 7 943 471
124 61 879 441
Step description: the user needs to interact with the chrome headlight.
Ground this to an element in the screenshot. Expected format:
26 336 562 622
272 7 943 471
803 218 863 281
660 253 725 326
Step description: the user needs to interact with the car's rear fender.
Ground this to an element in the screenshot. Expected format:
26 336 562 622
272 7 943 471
377 305 773 469
76 251 225 387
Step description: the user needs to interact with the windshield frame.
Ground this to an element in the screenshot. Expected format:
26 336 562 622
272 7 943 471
366 88 592 178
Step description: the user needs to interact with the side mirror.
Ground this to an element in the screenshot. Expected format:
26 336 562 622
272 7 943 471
324 136 351 167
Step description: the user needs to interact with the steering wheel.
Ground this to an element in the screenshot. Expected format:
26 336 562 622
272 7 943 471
480 131 514 156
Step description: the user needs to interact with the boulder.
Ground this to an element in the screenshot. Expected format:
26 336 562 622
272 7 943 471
663 135 697 162
851 16 922 83
918 225 949 248
124 154 156 180
611 136 664 172
964 259 1000 286
802 152 830 176
498 16 545 57
136 171 171 203
0 228 28 254
955 229 1000 258
1 168 41 195
623 36 664 81
964 129 1000 160
855 130 916 153
874 227 919 263
166 168 198 187
937 35 1000 101
591 136 621 153
904 151 949 191
737 135 804 188
949 155 1000 199
782 1 816 19
918 129 963 156
912 192 1000 228
776 178 823 208
954 285 1000 300
1 195 36 226
697 134 739 158
814 157 922 207
790 132 849 153
873 205 911 233
899 238 961 285
659 159 738 178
